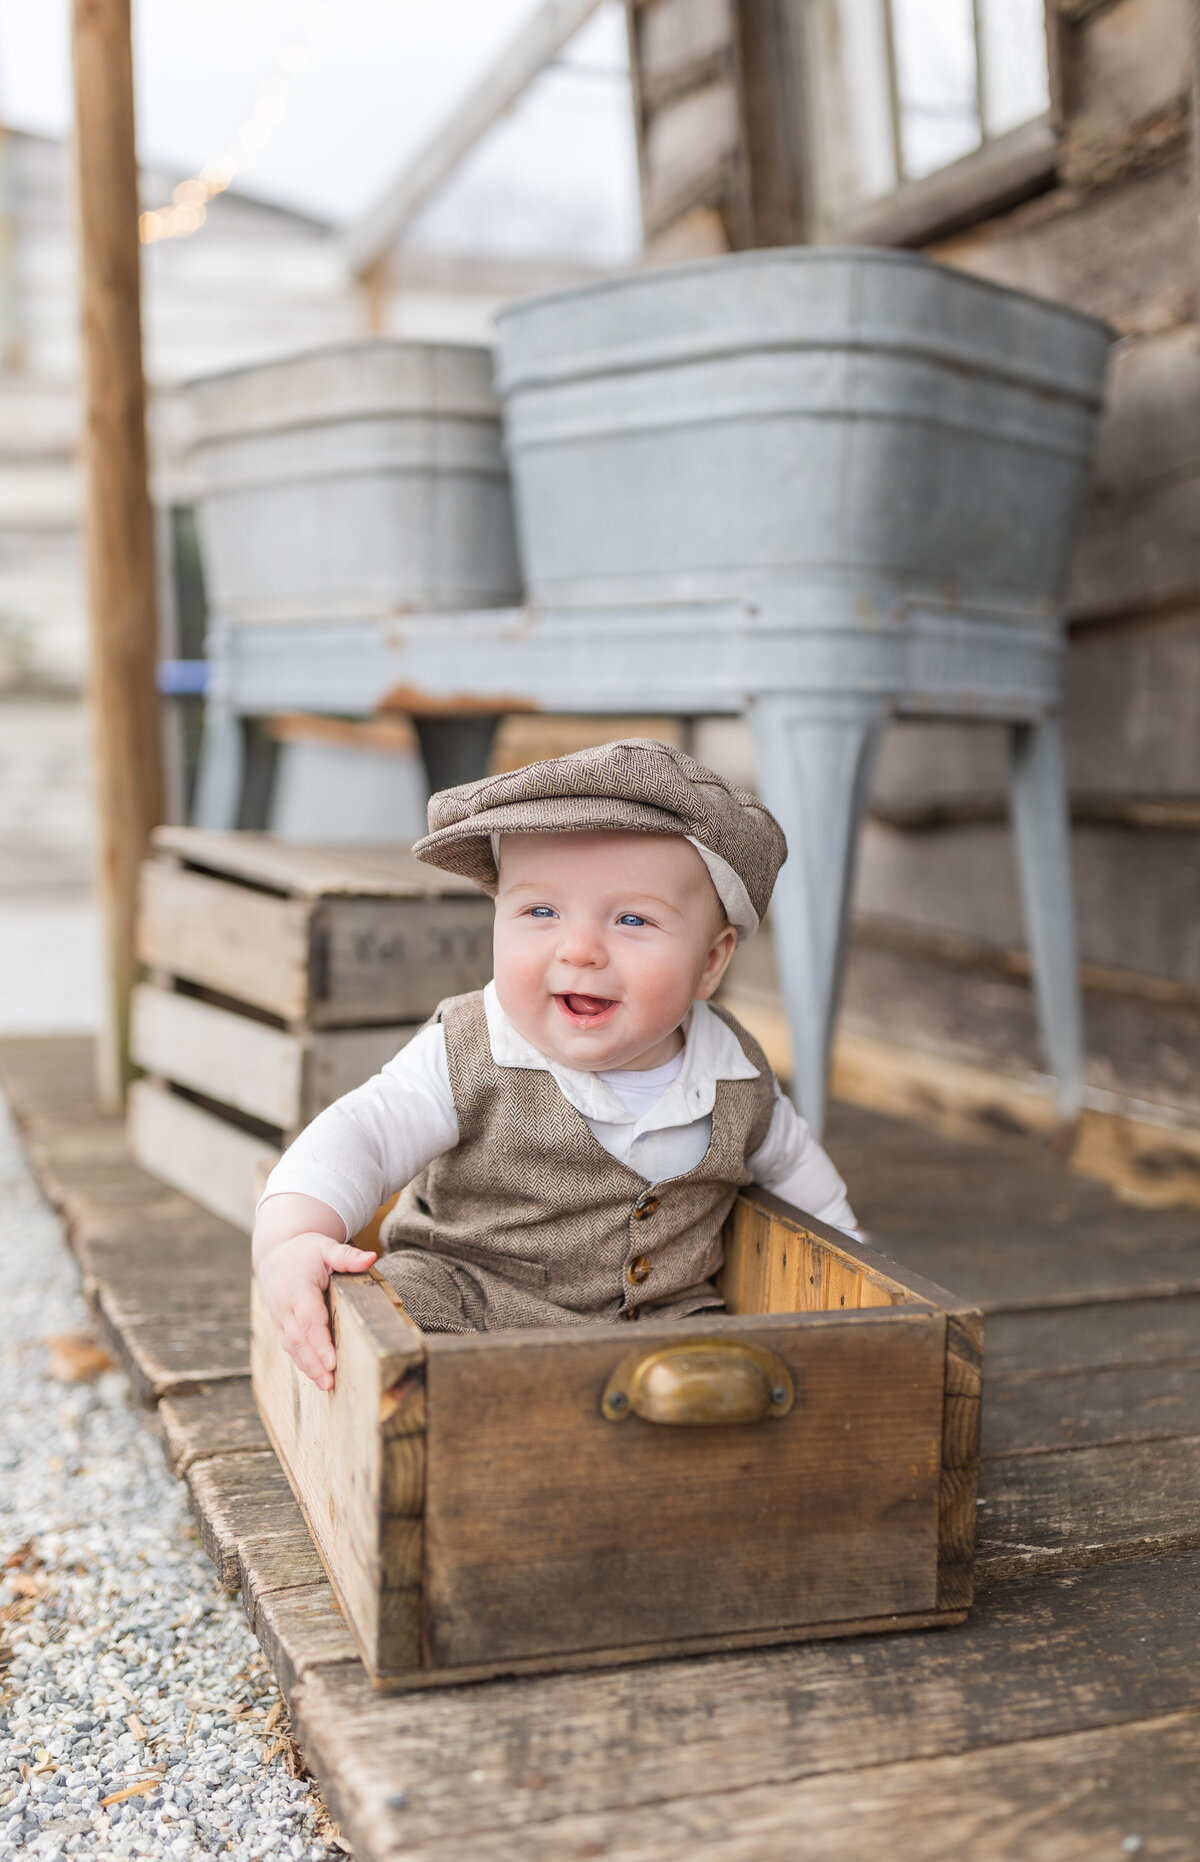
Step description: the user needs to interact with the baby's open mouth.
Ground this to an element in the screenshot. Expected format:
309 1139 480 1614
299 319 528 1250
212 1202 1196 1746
555 992 619 1027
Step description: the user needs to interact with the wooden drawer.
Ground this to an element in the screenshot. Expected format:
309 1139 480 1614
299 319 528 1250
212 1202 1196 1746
252 1190 983 1687
135 827 493 1028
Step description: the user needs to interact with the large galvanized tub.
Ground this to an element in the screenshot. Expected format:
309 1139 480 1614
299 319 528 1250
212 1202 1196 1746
184 340 522 626
494 250 1111 634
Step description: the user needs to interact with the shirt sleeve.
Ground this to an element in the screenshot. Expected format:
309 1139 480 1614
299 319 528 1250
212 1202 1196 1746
257 1022 460 1241
746 1086 860 1237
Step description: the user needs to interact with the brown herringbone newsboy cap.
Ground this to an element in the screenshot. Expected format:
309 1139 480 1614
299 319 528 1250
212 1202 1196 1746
413 738 786 935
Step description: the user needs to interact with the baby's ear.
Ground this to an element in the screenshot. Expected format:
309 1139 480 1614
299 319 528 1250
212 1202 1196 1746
697 924 738 998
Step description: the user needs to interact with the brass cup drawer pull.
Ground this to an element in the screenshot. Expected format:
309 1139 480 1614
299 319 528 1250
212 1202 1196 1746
601 1339 794 1426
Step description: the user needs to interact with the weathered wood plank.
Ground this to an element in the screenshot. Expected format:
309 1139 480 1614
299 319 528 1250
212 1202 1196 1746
253 1582 360 1698
930 154 1196 338
423 1310 947 1668
987 1294 1200 1378
642 79 741 230
983 1360 1200 1457
937 1310 984 1609
130 981 416 1133
824 1103 1200 1310
131 982 304 1129
137 861 312 1020
1066 0 1191 161
287 1555 1200 1854
976 1432 1200 1576
251 1270 426 1677
99 1308 251 1408
237 1526 330 1631
1066 607 1200 799
305 1024 418 1117
360 1709 1200 1860
856 814 1200 994
158 1378 267 1475
868 615 1200 810
186 1449 307 1590
307 893 493 1029
128 1078 280 1232
149 826 483 899
825 1022 1200 1212
719 1190 922 1314
638 0 734 103
59 1192 252 1403
0 1032 101 1129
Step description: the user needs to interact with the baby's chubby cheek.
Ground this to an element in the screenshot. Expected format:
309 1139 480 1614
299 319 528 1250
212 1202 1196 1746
491 933 553 1023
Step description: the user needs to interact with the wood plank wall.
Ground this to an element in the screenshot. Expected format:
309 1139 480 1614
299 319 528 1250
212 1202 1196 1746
883 0 1200 995
628 0 1200 1017
626 0 810 257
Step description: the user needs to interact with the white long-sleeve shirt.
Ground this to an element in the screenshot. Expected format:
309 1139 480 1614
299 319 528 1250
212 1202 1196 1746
262 982 858 1240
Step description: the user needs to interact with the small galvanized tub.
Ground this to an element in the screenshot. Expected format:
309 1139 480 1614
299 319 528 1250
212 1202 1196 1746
184 339 522 626
493 248 1110 632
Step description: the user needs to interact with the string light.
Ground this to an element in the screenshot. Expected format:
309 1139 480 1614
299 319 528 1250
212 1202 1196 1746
139 2 327 245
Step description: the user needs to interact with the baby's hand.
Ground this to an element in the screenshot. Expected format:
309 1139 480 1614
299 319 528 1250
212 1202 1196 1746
257 1232 377 1390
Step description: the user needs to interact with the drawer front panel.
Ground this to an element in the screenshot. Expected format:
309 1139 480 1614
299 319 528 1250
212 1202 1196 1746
422 1308 946 1668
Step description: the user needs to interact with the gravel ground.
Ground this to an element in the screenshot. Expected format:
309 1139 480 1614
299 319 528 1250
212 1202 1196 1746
0 1090 345 1861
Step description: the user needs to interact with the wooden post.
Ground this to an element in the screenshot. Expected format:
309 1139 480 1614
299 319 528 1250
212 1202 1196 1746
71 0 163 1109
1191 0 1200 311
361 253 390 336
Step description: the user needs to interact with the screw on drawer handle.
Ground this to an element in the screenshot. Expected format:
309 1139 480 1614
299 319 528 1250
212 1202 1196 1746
601 1339 794 1425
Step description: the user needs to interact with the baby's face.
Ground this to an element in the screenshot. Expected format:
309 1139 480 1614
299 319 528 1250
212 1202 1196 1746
492 831 737 1073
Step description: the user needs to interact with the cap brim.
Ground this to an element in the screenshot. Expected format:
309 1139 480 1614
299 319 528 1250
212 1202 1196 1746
413 796 700 894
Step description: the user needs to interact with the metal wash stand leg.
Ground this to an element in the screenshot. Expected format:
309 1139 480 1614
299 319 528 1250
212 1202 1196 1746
189 251 1110 1136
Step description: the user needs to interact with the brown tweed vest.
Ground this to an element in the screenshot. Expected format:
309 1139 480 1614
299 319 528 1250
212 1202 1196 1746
378 990 776 1333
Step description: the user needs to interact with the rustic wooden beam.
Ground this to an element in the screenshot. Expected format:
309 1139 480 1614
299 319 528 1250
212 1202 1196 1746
735 0 812 244
344 0 604 280
71 0 163 1109
1191 0 1200 308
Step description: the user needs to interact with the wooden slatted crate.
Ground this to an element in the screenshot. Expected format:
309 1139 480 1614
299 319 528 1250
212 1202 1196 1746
129 827 493 1230
251 1189 983 1687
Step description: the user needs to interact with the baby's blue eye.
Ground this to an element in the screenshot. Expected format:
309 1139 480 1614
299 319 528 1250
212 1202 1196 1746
618 913 646 927
529 905 556 918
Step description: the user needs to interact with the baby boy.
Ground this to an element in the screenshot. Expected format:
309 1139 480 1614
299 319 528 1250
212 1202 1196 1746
254 738 858 1388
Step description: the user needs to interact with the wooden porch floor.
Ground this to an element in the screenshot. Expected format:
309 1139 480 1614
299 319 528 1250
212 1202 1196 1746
2 1034 1198 1860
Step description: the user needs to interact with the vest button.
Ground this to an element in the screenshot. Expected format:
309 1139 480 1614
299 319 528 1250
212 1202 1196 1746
633 1197 659 1221
627 1255 650 1284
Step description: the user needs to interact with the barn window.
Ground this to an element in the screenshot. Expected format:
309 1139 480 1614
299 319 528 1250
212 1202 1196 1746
804 0 1056 238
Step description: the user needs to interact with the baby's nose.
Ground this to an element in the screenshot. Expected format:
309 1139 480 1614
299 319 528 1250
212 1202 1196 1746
555 923 606 967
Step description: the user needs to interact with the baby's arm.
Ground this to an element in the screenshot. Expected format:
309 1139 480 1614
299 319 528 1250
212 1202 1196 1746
252 1194 377 1391
252 1023 460 1388
747 1085 861 1237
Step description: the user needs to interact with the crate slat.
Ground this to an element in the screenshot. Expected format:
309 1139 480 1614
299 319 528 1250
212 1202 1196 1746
131 983 417 1134
132 984 302 1129
138 863 312 1022
129 1078 280 1231
149 826 485 900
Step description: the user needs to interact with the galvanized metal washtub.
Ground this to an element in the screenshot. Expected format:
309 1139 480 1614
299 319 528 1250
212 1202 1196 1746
184 339 523 820
494 249 1110 641
184 338 522 625
492 251 1113 1129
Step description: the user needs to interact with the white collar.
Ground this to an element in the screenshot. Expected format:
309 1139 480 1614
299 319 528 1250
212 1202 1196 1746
482 980 759 1133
